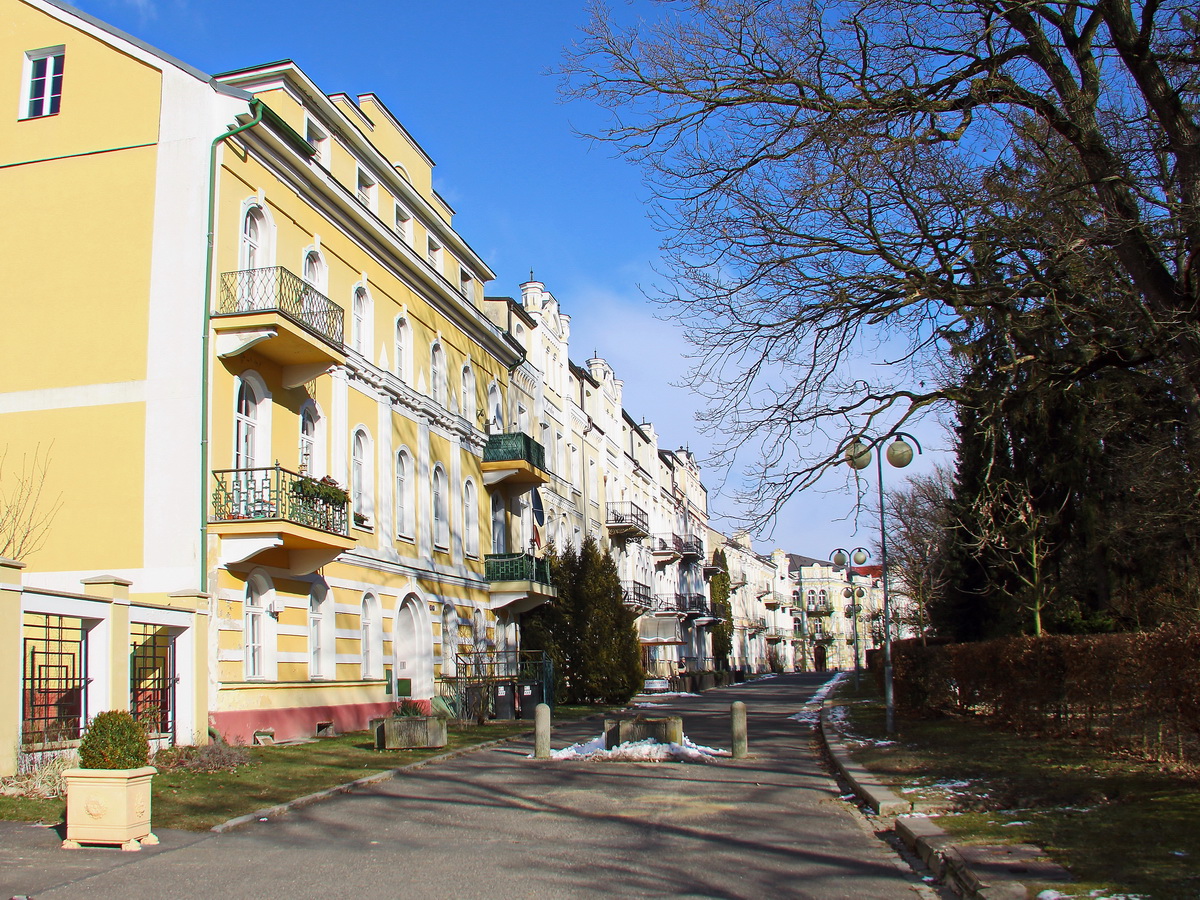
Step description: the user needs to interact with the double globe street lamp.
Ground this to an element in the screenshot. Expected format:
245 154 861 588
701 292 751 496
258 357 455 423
830 547 868 690
844 432 921 733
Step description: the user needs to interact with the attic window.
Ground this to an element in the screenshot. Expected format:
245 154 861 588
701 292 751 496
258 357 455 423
305 119 328 165
356 169 376 208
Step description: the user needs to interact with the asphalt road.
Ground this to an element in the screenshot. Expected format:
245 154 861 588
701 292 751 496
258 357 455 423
2 673 935 899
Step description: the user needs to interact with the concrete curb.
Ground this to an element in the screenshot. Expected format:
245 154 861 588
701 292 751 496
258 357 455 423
818 704 1071 899
818 702 911 816
210 731 533 833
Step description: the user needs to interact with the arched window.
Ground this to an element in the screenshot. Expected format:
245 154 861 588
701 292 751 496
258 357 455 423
441 605 459 677
461 365 476 421
487 383 502 432
351 428 372 526
491 492 507 554
463 479 478 557
394 317 409 382
299 406 317 475
361 594 381 679
352 287 371 355
430 342 446 405
240 206 266 271
818 589 827 605
309 583 330 679
244 579 265 679
235 379 258 470
432 465 449 549
807 589 817 607
395 448 413 538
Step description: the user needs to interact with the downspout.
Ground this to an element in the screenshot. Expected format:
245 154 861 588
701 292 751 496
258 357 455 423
199 99 265 594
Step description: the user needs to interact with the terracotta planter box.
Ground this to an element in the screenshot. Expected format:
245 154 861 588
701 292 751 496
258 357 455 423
62 766 158 851
370 716 447 750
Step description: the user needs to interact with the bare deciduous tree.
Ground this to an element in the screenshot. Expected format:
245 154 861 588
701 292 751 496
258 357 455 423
883 466 955 640
562 0 1200 525
0 444 62 561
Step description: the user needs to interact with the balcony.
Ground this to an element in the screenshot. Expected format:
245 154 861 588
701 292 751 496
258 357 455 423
485 552 557 614
679 534 703 560
792 627 807 641
620 580 653 611
807 602 834 617
209 465 356 575
481 432 548 488
811 631 834 644
702 556 724 577
651 593 685 616
766 627 787 642
650 534 682 564
762 591 783 610
605 502 649 541
213 267 346 387
680 592 709 618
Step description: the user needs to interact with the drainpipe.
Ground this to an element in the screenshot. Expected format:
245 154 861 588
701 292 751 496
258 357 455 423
199 99 265 594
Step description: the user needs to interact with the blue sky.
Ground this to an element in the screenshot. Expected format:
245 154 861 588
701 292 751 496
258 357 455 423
71 0 949 557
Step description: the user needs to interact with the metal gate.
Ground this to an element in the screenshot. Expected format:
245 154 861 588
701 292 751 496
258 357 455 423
21 614 88 748
130 623 177 744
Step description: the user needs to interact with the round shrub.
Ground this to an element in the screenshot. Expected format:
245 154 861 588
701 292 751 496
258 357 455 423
78 710 150 769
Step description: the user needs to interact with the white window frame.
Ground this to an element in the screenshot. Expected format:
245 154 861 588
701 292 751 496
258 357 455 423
20 46 64 120
461 364 476 422
309 583 332 680
352 286 372 356
430 342 446 406
394 316 410 383
432 464 450 550
351 427 374 528
361 593 382 680
356 167 376 209
395 447 414 540
459 268 476 303
463 479 479 558
427 234 443 271
305 117 329 166
394 203 412 244
491 492 507 555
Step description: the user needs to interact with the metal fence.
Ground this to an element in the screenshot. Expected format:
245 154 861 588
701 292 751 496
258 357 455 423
211 465 349 535
217 266 345 345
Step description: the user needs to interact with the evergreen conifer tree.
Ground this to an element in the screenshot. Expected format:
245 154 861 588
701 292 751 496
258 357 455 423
709 548 733 668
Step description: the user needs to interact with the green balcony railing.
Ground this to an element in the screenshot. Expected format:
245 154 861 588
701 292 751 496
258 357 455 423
217 266 345 347
483 432 546 471
485 553 553 586
211 465 349 536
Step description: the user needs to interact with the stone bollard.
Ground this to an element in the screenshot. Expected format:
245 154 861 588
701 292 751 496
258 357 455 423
534 702 551 759
731 701 748 758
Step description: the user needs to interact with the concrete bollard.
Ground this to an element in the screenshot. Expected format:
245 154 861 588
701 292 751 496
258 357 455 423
731 700 748 758
534 702 551 759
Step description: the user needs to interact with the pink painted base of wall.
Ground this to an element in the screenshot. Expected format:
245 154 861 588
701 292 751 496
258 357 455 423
211 699 418 745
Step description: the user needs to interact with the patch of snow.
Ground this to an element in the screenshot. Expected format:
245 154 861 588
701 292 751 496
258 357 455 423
538 733 731 762
1037 891 1069 900
929 779 974 790
630 702 665 708
1002 821 1032 827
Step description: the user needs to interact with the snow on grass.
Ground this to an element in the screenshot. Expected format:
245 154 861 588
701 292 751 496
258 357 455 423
539 734 732 763
1037 892 1150 900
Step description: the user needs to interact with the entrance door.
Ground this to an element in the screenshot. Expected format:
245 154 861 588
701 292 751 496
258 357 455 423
814 644 827 673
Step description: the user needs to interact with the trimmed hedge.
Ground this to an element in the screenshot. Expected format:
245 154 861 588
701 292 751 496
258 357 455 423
887 627 1200 767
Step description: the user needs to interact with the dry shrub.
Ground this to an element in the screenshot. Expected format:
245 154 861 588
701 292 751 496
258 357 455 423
0 751 74 798
894 625 1200 767
153 740 252 773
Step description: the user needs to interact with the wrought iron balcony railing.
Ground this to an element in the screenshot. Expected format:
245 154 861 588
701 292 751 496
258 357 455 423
485 553 553 586
806 602 834 617
621 580 653 610
680 592 708 616
211 465 349 536
651 533 683 555
483 432 546 472
605 501 649 536
679 535 704 558
217 266 345 346
652 593 685 614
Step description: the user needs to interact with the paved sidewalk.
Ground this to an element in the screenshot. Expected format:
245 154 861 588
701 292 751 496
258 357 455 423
2 674 936 899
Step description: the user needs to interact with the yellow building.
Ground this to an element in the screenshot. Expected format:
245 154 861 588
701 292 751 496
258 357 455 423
1 0 552 764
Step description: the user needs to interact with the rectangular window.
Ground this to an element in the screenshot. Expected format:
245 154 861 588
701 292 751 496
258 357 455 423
459 268 476 303
394 204 412 244
23 47 65 119
427 235 443 271
305 118 328 165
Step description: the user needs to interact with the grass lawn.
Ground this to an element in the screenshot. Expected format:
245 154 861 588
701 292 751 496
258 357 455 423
0 705 607 832
831 678 1200 899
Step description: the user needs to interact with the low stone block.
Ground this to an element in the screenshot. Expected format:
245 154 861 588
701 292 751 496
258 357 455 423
370 716 448 750
603 715 684 749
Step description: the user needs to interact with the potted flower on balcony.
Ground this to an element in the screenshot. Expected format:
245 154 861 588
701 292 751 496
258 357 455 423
61 710 158 851
370 698 448 750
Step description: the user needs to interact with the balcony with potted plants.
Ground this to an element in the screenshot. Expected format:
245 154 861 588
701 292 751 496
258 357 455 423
209 465 356 576
605 501 649 541
212 266 346 388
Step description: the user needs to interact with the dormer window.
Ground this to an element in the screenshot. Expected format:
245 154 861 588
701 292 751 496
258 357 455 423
305 119 328 165
356 169 376 209
22 47 64 119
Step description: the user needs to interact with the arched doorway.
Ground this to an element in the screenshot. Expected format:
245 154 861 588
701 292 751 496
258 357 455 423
394 594 432 699
814 644 828 672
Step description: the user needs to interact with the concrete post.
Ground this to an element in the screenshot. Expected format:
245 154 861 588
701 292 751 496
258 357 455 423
731 700 748 758
534 702 551 759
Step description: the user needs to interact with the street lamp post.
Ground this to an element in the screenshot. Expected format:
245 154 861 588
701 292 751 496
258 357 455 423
830 547 868 690
844 432 921 733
